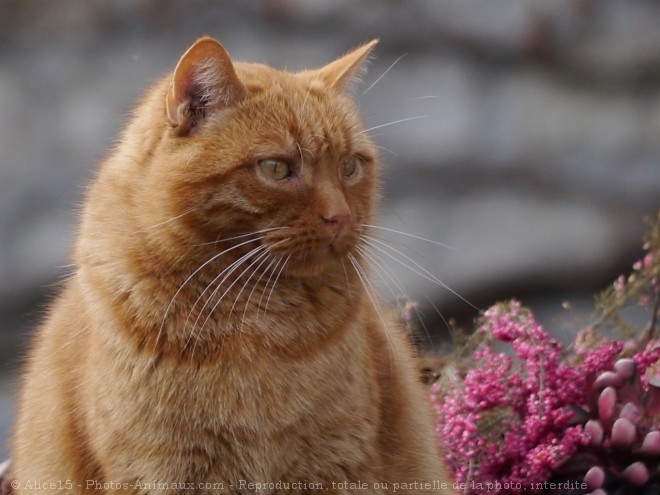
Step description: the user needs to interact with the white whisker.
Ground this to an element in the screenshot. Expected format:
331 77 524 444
362 224 456 250
361 235 480 312
347 254 396 368
186 244 271 360
155 234 268 354
186 245 264 325
190 244 269 336
145 207 196 231
426 296 453 335
226 248 275 320
373 145 399 157
356 245 432 346
404 95 442 102
347 254 381 318
356 246 403 305
194 227 287 247
256 255 283 320
296 142 306 176
340 258 352 297
357 116 428 136
264 254 290 317
356 246 408 301
194 246 273 348
241 250 286 329
183 244 268 359
361 53 406 96
229 239 288 322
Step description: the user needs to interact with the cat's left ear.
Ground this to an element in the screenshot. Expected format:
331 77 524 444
308 39 379 93
166 36 246 135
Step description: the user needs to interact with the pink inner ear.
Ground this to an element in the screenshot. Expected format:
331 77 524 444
174 67 204 109
166 37 246 132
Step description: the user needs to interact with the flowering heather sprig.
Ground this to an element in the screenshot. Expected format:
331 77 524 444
396 295 420 324
432 212 660 494
432 301 624 494
595 213 660 340
634 340 660 385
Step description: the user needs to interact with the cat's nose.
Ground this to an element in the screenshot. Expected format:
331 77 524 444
322 211 350 238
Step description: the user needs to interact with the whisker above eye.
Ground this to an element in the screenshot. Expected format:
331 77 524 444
361 53 407 96
404 95 442 103
357 116 428 136
372 145 399 157
361 224 456 250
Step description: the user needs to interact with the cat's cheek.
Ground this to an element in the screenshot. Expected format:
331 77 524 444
253 170 305 192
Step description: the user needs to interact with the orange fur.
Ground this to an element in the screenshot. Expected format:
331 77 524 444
12 37 455 494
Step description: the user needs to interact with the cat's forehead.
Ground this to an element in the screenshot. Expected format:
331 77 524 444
236 62 346 107
234 62 366 158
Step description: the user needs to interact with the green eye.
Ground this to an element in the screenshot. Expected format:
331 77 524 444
341 156 359 178
258 159 291 180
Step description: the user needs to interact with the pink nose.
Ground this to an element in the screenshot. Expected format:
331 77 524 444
323 212 350 238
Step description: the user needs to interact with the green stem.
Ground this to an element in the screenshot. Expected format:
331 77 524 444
649 288 660 341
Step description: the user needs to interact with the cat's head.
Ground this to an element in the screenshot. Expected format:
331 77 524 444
133 37 380 278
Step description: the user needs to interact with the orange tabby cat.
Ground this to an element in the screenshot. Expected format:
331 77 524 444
11 37 454 494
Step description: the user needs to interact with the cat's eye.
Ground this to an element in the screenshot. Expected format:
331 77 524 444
258 159 292 181
341 156 360 178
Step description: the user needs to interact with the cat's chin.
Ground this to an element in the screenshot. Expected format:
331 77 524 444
284 247 349 279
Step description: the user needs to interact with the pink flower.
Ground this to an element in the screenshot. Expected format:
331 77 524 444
614 275 626 293
634 340 660 383
432 301 626 494
432 214 660 493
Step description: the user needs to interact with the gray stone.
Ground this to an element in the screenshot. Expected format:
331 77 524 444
376 187 638 308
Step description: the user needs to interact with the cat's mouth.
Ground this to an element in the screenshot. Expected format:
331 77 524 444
260 225 358 277
277 240 354 278
290 243 342 263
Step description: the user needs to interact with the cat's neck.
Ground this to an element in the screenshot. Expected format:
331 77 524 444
77 235 366 365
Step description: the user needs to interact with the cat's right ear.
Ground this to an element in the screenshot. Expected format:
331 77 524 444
166 37 246 136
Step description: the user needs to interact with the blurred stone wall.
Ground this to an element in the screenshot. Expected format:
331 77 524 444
1 0 660 457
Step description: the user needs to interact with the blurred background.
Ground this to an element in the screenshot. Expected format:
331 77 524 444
1 0 660 459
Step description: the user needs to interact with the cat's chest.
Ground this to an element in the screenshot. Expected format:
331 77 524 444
85 316 379 486
87 309 373 430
